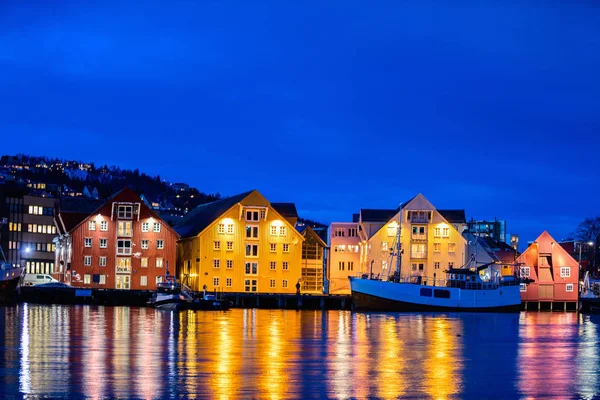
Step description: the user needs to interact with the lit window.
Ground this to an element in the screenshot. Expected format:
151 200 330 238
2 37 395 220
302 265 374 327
226 224 234 234
270 261 276 270
434 228 441 237
84 256 92 266
100 275 106 285
89 221 96 230
156 240 164 249
117 258 131 273
100 221 108 231
226 278 232 287
141 257 148 268
214 241 221 250
84 274 91 284
245 262 258 275
214 259 220 269
153 223 161 233
142 222 149 232
270 243 277 252
118 221 132 236
381 242 389 251
218 224 225 234
117 240 132 255
100 238 107 248
434 243 441 252
213 277 220 286
141 240 149 249
85 238 92 247
283 244 289 253
141 276 148 286
387 225 396 237
442 228 450 237
279 226 286 236
560 267 570 278
226 241 233 251
260 209 266 219
282 280 288 288
448 243 456 253
226 260 233 269
99 257 107 267
283 261 289 270
270 279 276 289
270 225 278 235
156 258 163 268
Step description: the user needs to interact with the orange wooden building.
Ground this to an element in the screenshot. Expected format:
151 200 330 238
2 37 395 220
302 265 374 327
517 231 579 311
54 187 179 290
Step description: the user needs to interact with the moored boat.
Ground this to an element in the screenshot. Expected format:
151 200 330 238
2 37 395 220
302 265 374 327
147 275 230 311
0 218 24 304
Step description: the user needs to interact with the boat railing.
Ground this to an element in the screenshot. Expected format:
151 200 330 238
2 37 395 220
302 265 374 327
362 273 522 290
180 283 194 300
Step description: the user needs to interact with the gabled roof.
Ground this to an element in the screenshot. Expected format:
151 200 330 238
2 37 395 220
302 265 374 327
297 225 328 247
438 209 466 224
175 190 254 239
360 208 398 222
271 203 298 219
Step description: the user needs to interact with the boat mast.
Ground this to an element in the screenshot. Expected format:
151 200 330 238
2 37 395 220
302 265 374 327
393 208 402 281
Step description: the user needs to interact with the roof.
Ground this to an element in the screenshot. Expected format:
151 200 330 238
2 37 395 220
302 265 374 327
59 211 89 233
270 203 298 219
360 208 398 222
296 225 328 247
175 190 254 239
438 209 466 224
59 197 105 214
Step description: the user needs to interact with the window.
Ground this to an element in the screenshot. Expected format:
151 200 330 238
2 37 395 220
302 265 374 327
283 261 289 270
434 289 451 299
214 259 220 269
560 267 571 278
227 241 233 251
156 258 163 268
214 241 221 250
244 279 258 292
246 225 259 239
141 240 149 249
117 240 132 255
85 238 92 248
99 257 107 267
99 275 106 285
411 226 426 239
100 238 107 248
348 228 357 237
520 267 530 278
270 261 276 270
339 262 345 271
245 244 258 257
226 259 233 269
334 245 345 253
434 228 441 237
270 243 277 252
260 209 266 220
153 223 161 233
156 240 164 249
141 257 148 268
387 225 396 237
348 261 354 271
566 283 574 292
226 278 232 287
419 263 424 271
245 210 259 222
270 225 278 235
142 222 149 232
448 243 456 253
283 244 290 253
84 274 91 284
89 221 96 230
282 280 288 288
434 262 440 269
420 288 432 297
448 262 454 269
434 243 441 252
118 221 132 237
442 228 450 237
411 243 426 258
100 221 108 231
279 226 286 236
382 260 388 271
218 224 225 234
156 276 163 285
84 256 92 266
117 205 133 219
116 258 131 273
520 283 527 292
381 242 389 251
227 224 234 234
270 279 276 289
213 277 220 286
245 262 258 275
141 276 148 286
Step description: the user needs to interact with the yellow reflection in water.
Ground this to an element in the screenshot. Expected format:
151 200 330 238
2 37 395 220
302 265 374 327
83 306 106 399
352 313 371 399
112 307 131 397
423 318 462 399
210 313 239 400
258 311 294 400
329 311 352 399
375 316 405 399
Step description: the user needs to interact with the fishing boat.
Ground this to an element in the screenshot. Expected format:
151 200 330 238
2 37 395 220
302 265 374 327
147 274 230 311
0 218 24 304
579 271 600 314
349 212 531 312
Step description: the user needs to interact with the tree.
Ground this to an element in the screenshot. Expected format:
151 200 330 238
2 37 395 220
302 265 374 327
574 217 600 242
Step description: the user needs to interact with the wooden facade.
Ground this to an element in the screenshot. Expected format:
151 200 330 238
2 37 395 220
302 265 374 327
517 231 579 306
55 188 179 290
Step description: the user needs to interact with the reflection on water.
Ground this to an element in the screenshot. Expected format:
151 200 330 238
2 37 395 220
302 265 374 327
1 305 599 399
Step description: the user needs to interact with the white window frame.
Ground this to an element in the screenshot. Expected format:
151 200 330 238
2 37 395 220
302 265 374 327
560 267 570 278
84 274 91 284
244 279 258 292
141 240 149 249
282 280 288 288
283 261 289 270
226 224 234 234
99 256 107 267
434 261 440 269
270 243 277 252
226 241 233 251
141 257 148 268
156 240 164 250
270 225 278 235
434 243 441 252
84 238 92 248
117 205 133 219
448 243 456 253
226 278 232 287
117 240 132 255
116 257 131 273
214 241 221 250
153 222 161 233
84 256 92 266
99 275 106 285
100 221 108 231
213 277 220 286
270 279 276 289
245 210 260 222
214 259 220 269
89 221 96 231
245 244 259 257
141 276 148 287
245 225 259 240
270 261 276 270
520 283 527 292
520 267 530 278
118 221 132 237
442 227 450 238
226 260 233 269
283 244 290 253
141 222 149 232
381 242 389 252
100 238 107 249
434 228 441 237
245 261 258 275
156 258 163 268
218 224 225 234
566 283 574 292
279 226 287 236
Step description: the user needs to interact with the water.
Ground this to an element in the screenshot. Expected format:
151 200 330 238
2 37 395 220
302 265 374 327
0 305 599 399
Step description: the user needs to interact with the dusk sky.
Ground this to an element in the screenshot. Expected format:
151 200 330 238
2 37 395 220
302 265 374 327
1 1 599 249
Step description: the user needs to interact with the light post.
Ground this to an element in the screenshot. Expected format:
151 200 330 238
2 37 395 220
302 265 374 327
577 241 595 275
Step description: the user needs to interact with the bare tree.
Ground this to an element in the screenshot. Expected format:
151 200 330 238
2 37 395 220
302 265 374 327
574 217 600 242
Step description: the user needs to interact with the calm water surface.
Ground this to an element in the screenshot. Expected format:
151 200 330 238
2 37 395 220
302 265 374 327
0 305 599 399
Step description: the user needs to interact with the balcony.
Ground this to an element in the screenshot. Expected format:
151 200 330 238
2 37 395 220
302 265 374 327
411 251 427 259
411 233 427 241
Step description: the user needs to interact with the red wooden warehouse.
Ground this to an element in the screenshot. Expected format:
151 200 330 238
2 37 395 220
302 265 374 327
54 187 179 290
517 231 579 311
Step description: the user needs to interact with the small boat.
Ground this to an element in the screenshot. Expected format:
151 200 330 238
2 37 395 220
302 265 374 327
0 219 24 304
147 275 230 311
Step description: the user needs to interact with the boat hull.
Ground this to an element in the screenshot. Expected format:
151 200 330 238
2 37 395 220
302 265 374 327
0 275 21 304
350 277 522 313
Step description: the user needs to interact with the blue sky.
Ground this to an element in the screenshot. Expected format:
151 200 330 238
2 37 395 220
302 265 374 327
1 1 599 249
